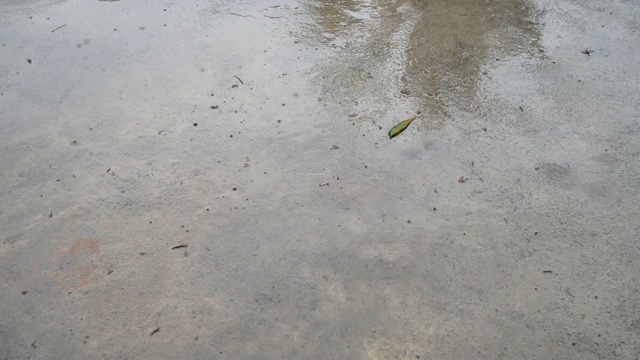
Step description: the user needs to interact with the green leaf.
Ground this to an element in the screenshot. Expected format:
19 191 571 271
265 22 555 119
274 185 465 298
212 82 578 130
388 116 416 139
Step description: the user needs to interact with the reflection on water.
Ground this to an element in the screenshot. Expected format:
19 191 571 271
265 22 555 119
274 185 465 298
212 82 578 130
301 0 543 124
407 0 543 114
300 0 417 127
300 0 405 44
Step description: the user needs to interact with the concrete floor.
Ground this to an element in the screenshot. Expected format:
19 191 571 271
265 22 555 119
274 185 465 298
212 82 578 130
1 0 639 359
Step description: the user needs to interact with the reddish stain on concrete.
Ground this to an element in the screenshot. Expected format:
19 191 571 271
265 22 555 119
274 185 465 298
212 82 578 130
54 239 103 290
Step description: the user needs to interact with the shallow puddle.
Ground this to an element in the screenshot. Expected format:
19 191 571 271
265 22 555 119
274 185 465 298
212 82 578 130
2 0 640 358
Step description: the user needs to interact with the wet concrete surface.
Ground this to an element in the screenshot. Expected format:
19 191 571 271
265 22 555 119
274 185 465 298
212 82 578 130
1 0 639 358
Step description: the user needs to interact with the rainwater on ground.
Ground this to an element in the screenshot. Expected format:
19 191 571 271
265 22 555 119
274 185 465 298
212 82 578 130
1 0 639 358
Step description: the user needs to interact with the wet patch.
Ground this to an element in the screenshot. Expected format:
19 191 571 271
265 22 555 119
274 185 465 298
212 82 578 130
533 162 582 192
308 0 544 136
406 0 544 116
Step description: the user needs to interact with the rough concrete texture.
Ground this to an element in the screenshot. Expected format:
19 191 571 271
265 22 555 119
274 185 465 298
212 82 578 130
1 0 639 359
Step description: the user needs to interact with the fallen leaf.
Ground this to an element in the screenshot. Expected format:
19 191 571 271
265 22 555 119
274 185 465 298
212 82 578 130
388 116 416 139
